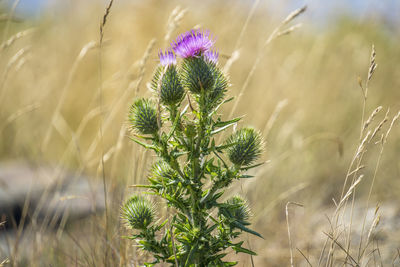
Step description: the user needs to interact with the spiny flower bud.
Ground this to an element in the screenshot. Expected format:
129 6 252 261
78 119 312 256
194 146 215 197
128 98 160 135
226 195 251 223
207 66 228 105
150 160 178 182
151 50 185 106
183 122 197 138
160 66 185 105
181 56 216 93
153 67 185 106
122 195 155 230
225 128 263 166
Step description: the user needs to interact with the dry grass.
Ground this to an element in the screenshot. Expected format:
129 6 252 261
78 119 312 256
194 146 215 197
0 0 400 266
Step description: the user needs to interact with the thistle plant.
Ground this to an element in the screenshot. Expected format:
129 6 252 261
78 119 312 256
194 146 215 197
122 29 264 266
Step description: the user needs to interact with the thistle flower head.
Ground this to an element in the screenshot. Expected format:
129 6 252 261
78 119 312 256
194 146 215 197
128 98 160 135
171 29 215 58
204 50 219 64
122 195 155 230
158 49 176 66
226 195 251 223
225 128 263 166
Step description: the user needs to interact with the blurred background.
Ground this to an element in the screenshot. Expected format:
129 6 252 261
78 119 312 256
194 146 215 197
0 0 399 266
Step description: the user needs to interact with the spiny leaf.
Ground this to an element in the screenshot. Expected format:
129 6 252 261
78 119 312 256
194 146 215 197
232 221 263 239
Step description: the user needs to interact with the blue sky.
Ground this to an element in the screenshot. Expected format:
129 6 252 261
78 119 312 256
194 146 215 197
7 0 400 25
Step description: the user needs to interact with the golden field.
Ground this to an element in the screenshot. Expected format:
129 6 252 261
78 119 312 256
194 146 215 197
0 0 400 266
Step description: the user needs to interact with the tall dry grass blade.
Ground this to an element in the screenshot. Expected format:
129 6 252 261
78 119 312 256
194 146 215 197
164 6 187 43
254 182 308 223
383 110 400 142
1 0 20 43
109 123 127 180
366 214 380 246
362 106 382 132
367 45 377 82
277 23 303 37
14 54 28 71
336 175 363 212
41 41 97 151
0 46 30 103
0 28 35 51
347 165 365 177
323 232 359 267
135 38 156 94
282 6 307 26
222 49 240 74
368 109 389 143
328 50 382 263
0 102 40 133
98 0 114 265
296 248 313 267
52 112 75 142
391 249 400 266
359 45 377 139
100 0 115 44
11 189 32 264
263 99 288 138
228 6 306 119
85 39 155 164
286 202 304 267
65 230 93 266
234 0 260 50
244 236 255 267
358 110 400 261
0 258 9 267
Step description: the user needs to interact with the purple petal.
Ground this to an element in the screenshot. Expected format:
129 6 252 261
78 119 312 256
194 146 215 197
158 49 176 66
171 29 215 58
204 50 219 64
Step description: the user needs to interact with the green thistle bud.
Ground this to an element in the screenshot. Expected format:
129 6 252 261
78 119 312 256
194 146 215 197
150 160 178 182
122 195 155 230
181 56 215 94
128 98 160 135
207 67 228 105
225 128 263 166
226 195 251 223
183 122 197 138
152 65 185 106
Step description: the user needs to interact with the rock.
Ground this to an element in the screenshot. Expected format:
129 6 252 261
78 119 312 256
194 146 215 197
0 162 105 230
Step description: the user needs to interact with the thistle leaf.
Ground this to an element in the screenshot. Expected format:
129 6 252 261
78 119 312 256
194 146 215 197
129 137 157 150
232 221 263 239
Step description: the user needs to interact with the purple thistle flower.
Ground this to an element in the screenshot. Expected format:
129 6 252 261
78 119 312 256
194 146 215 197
171 29 215 58
204 50 219 64
158 49 176 66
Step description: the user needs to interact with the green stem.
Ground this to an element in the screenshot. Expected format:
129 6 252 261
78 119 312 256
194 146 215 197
153 133 185 180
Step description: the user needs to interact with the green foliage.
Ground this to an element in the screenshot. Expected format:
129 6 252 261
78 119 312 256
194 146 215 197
124 48 264 266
